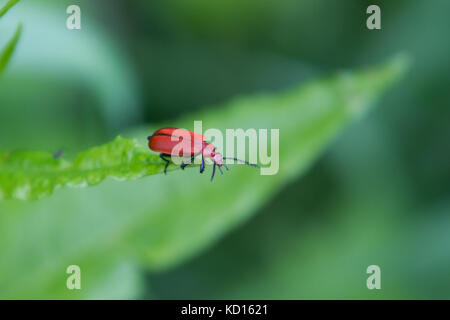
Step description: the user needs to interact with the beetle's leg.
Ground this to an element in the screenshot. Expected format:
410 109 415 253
210 163 216 182
160 153 171 174
181 155 195 170
200 155 205 173
218 165 223 175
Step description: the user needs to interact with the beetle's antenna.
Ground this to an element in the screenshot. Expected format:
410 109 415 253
211 163 216 182
223 157 260 168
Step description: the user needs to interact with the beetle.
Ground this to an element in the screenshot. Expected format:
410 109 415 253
148 127 259 181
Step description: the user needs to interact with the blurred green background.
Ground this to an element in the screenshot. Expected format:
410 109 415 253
0 0 449 299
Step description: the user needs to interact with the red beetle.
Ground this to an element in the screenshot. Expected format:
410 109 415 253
148 128 259 181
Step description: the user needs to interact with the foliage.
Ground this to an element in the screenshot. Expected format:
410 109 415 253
0 0 21 75
0 57 407 298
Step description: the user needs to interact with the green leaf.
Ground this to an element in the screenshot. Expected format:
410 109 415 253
0 136 173 200
0 1 141 130
0 0 21 75
0 57 408 201
126 55 410 270
0 23 21 75
0 0 19 18
0 57 409 298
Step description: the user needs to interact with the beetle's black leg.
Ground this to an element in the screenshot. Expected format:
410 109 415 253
200 155 205 173
160 153 171 174
181 155 195 170
210 163 216 182
218 165 223 175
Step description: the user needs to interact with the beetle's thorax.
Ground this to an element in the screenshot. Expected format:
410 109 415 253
202 143 215 158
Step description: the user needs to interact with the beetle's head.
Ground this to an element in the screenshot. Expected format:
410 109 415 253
203 144 223 166
211 151 223 166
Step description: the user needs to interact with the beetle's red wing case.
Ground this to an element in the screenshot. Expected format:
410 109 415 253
148 128 205 157
153 128 206 142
